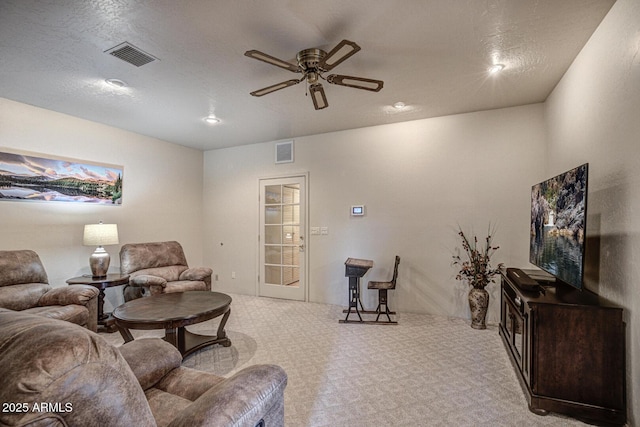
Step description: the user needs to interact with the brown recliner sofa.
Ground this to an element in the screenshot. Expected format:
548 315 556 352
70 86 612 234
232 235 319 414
0 249 99 332
0 309 288 427
120 241 213 301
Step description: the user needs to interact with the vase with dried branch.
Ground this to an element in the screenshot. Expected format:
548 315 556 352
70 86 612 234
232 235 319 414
452 225 504 329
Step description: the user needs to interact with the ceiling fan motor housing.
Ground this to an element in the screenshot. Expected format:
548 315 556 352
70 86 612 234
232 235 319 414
296 48 327 71
297 48 327 85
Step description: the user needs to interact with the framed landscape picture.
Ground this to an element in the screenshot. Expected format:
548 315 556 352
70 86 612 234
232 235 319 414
0 150 123 205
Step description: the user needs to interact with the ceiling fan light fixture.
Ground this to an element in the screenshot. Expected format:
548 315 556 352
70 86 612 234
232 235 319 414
306 71 319 84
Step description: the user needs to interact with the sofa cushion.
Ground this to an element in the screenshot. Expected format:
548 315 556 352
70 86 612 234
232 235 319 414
0 282 50 311
23 304 89 326
120 338 183 390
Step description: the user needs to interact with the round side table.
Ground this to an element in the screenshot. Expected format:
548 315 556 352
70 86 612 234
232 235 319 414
66 273 129 332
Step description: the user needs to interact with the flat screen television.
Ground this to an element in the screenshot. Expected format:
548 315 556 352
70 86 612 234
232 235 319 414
530 163 588 290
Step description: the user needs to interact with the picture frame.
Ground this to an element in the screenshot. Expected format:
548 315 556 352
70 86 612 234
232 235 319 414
0 149 123 205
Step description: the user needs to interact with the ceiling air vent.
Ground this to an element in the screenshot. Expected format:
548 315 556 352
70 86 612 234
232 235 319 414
275 140 294 164
104 42 158 67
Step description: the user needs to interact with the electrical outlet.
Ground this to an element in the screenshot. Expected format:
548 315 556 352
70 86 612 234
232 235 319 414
321 226 328 235
231 271 236 279
311 227 320 235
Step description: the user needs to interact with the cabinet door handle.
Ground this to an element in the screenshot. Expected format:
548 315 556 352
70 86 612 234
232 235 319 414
514 296 522 307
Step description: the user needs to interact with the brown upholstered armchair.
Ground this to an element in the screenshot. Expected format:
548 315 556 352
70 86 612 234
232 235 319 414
120 241 213 301
0 249 99 332
0 309 287 427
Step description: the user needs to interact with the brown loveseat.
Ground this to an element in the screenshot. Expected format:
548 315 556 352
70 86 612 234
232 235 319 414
0 249 99 332
0 309 288 427
120 241 213 301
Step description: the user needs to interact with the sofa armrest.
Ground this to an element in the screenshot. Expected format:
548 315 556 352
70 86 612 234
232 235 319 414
37 285 99 307
179 267 213 282
168 364 287 427
130 274 167 288
119 338 182 390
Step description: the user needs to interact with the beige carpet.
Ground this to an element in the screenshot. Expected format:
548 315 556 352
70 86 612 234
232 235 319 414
100 293 589 426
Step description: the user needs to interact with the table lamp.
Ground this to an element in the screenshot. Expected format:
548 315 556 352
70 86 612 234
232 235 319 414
83 222 119 278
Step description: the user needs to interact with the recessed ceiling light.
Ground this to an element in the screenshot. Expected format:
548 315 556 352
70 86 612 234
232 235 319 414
489 64 505 74
204 115 220 124
105 78 127 88
393 102 406 109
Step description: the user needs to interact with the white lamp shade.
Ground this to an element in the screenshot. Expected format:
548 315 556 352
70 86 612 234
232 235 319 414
83 223 119 246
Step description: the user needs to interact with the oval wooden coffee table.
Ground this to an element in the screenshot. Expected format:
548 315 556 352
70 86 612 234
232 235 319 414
112 291 232 358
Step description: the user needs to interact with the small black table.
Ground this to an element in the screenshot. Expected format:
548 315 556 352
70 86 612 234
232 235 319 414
112 291 232 358
66 273 129 332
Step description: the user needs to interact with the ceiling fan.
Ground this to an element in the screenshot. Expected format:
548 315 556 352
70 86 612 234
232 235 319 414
245 39 383 110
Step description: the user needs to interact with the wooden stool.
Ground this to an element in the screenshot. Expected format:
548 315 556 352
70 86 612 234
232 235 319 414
367 256 400 323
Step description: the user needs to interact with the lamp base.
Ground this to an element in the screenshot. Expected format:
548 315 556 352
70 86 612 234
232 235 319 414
89 246 110 278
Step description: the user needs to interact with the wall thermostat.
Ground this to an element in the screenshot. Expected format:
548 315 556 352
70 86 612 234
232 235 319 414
351 205 365 216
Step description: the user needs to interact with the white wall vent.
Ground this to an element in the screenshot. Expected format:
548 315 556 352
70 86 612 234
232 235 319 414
104 42 158 67
275 140 294 164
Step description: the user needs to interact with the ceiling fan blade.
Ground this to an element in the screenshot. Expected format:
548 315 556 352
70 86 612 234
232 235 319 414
309 83 328 110
250 79 301 97
245 50 300 73
327 74 384 92
318 40 361 71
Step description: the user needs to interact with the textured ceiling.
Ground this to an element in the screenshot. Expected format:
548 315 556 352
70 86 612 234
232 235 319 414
0 0 615 151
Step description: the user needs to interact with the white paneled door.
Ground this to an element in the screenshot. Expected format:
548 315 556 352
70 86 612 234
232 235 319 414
259 176 306 301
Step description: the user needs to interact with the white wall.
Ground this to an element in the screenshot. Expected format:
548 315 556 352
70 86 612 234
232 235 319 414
204 103 546 323
0 97 205 311
545 0 640 422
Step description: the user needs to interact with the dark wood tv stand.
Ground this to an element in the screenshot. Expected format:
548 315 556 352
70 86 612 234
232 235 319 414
499 271 626 425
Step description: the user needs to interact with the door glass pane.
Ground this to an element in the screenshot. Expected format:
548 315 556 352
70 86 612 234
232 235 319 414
265 225 282 244
282 184 299 203
283 205 299 225
265 185 281 203
265 265 281 285
265 206 281 224
282 246 297 266
265 246 281 264
283 226 298 243
283 267 299 286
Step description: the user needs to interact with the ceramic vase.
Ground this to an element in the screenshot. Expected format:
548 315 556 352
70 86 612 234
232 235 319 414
468 287 489 329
